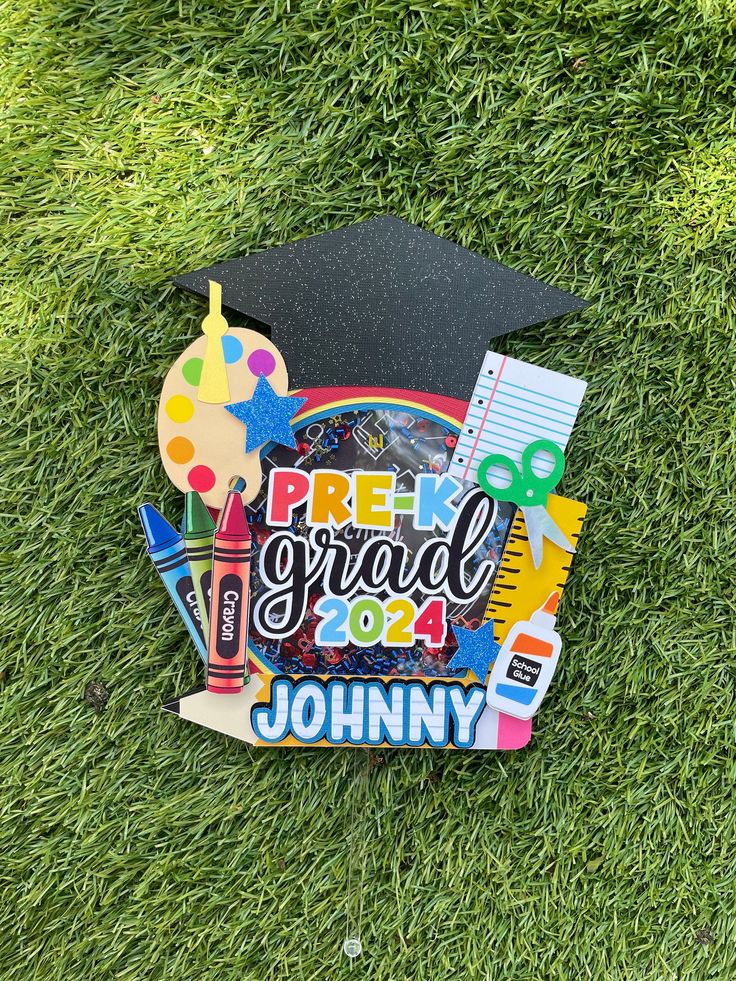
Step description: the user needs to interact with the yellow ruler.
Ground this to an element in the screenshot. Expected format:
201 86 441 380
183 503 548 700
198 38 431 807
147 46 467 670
484 494 587 644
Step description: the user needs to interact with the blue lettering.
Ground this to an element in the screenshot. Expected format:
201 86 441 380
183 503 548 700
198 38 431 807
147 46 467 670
251 676 484 748
413 474 463 531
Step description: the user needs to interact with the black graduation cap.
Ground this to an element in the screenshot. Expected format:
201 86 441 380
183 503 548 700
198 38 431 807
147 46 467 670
173 216 589 400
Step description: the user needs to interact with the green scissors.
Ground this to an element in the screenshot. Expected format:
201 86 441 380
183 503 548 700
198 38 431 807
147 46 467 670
477 439 575 569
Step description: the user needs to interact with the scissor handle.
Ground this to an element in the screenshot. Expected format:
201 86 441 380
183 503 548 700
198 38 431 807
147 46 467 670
477 453 526 504
477 439 565 507
521 439 565 498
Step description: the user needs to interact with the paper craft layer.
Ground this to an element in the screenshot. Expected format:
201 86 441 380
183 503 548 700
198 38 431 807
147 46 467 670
173 217 589 400
448 351 587 486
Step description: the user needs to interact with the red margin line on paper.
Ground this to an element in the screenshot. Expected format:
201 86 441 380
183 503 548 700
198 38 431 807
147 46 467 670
462 355 507 481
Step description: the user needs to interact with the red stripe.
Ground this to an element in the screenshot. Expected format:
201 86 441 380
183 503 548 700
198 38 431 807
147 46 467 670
462 356 507 481
293 385 469 422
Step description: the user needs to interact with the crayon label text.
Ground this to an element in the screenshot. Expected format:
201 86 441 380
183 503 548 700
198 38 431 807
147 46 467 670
216 575 243 658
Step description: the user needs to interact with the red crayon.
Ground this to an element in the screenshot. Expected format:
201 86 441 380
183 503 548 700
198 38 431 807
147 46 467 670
207 489 251 694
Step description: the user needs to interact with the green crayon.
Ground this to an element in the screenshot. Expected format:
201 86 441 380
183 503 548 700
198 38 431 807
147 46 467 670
183 491 216 638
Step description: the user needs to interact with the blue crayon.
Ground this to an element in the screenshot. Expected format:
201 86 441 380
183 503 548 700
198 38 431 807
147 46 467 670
138 503 207 663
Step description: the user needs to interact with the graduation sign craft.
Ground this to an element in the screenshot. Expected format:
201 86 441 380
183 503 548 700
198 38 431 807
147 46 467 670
141 219 590 751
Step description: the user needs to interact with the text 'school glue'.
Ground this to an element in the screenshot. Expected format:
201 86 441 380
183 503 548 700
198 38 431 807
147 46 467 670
485 591 562 720
138 504 207 664
207 489 251 694
183 492 216 638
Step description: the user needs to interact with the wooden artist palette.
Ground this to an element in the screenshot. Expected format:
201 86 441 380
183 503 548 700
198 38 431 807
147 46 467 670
157 325 287 508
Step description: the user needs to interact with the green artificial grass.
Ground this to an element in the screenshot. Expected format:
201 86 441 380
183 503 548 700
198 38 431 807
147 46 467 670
2 0 736 978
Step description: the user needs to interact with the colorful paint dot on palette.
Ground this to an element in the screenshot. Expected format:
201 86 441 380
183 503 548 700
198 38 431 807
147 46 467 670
187 464 217 493
157 327 288 508
222 335 243 364
182 358 203 386
166 436 195 464
165 394 194 423
247 348 276 377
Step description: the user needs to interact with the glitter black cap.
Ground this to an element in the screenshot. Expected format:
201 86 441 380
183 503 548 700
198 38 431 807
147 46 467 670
173 216 589 400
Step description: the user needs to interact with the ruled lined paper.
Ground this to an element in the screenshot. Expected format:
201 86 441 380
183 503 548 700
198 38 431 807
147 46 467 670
448 352 587 485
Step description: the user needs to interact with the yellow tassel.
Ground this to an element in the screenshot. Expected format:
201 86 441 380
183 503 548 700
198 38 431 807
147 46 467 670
197 280 231 404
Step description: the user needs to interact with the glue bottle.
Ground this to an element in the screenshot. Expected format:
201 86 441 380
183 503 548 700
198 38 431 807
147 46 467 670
485 591 562 720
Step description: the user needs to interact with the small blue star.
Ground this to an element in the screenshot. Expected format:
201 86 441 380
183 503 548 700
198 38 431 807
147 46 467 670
447 619 501 683
225 374 307 454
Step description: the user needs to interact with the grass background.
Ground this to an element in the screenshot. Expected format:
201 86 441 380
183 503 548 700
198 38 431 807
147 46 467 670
2 0 735 978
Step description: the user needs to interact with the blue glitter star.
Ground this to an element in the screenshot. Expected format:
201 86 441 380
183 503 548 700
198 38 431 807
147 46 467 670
225 374 307 453
447 619 501 683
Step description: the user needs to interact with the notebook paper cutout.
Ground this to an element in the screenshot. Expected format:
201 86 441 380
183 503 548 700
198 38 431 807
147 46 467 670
448 352 587 486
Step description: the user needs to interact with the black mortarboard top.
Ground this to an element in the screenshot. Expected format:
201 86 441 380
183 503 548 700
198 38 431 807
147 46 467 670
173 216 589 400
